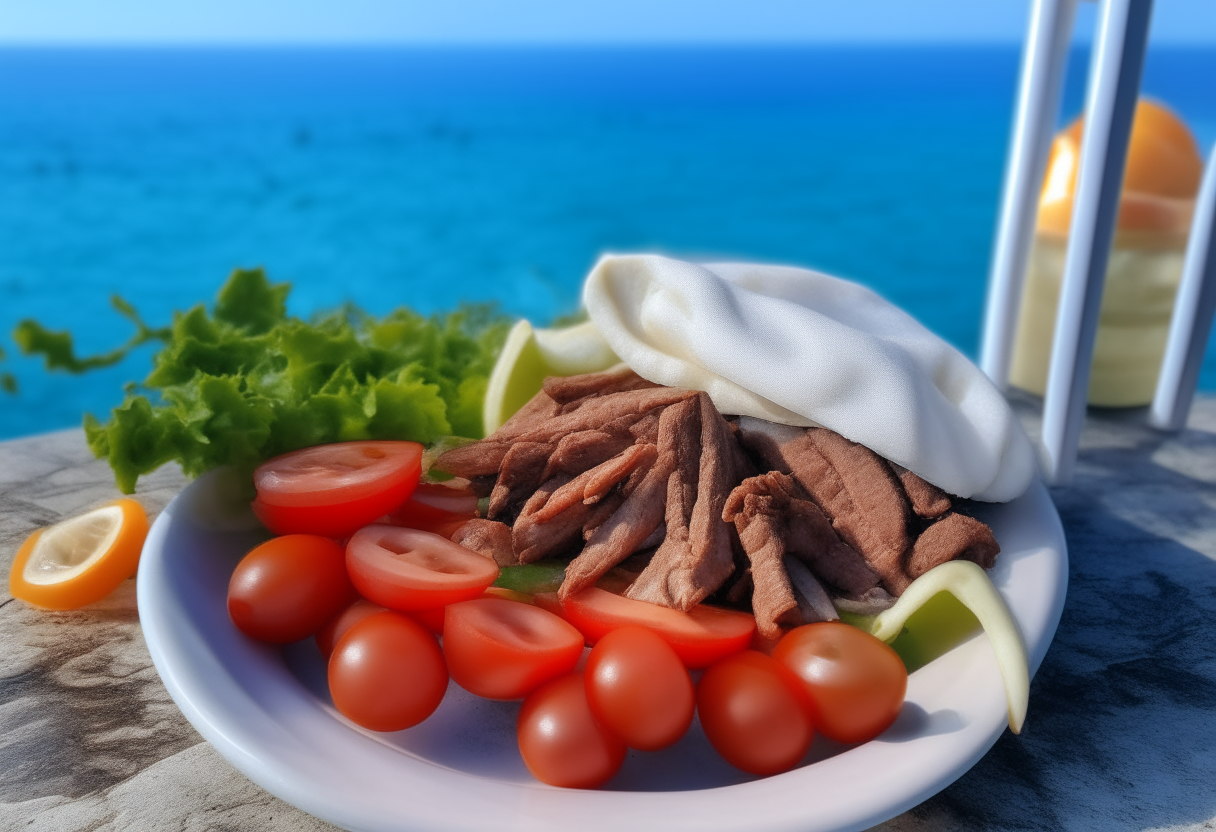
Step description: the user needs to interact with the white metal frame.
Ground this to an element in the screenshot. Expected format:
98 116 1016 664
981 0 1216 485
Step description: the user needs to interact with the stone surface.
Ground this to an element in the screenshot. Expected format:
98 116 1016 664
2 402 1215 832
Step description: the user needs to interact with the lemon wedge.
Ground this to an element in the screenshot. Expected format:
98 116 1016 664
848 560 1030 734
482 319 619 434
8 499 148 610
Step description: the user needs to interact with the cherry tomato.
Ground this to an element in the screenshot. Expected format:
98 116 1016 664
772 622 907 744
252 441 423 537
385 481 479 534
696 650 814 776
315 598 386 660
328 611 448 732
397 588 536 637
517 672 626 789
444 597 584 700
346 524 499 611
558 587 755 669
585 626 694 751
409 604 447 634
227 535 355 644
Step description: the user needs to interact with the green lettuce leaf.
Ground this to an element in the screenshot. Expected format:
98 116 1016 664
23 268 510 493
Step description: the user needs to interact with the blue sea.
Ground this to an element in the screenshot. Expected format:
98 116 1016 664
1 45 1214 440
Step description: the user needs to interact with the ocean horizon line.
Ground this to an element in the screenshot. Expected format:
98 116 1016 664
1 41 1213 51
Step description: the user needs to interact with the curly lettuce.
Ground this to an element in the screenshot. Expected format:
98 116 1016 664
16 268 510 493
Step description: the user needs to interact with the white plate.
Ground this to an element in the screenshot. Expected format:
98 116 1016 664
138 471 1067 832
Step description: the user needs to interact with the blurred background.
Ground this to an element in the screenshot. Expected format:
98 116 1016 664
1 0 1213 439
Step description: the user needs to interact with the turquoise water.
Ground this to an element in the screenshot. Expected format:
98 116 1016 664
1 46 1213 439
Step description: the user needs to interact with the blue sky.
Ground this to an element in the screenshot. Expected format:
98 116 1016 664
0 0 1213 45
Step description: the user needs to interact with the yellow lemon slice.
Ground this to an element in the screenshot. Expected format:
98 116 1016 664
482 319 619 434
8 498 149 610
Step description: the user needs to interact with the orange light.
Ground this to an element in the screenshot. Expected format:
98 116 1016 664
1037 99 1203 243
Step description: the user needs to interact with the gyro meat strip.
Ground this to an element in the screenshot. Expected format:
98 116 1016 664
512 387 698 446
685 392 746 601
890 462 953 519
583 443 658 503
741 422 913 596
627 408 663 445
435 389 561 474
727 494 798 640
532 443 658 524
906 512 1000 578
542 406 664 481
725 470 879 598
512 474 595 564
559 446 672 599
435 388 559 473
628 393 742 611
450 519 516 567
722 473 838 635
487 389 562 441
543 366 659 406
801 428 915 593
785 498 881 597
621 396 700 607
636 521 666 551
431 388 556 477
581 453 657 540
487 441 555 523
559 407 683 599
582 489 626 541
432 441 514 480
722 471 793 522
543 429 635 479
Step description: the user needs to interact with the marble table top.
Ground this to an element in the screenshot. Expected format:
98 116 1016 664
2 396 1215 832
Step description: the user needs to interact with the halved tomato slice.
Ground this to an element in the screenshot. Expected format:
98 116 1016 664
252 441 423 537
346 524 500 611
384 480 480 535
556 587 755 670
399 587 534 635
444 597 585 700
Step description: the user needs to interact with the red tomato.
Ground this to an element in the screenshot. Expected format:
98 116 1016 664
315 598 386 660
398 588 536 637
444 597 584 700
517 672 626 789
585 626 694 751
384 481 479 534
346 524 499 611
227 535 355 644
252 441 423 537
772 622 907 744
328 611 448 732
696 650 814 776
558 587 755 669
409 604 447 634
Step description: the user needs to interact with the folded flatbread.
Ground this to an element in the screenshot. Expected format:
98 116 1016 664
583 254 1037 502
